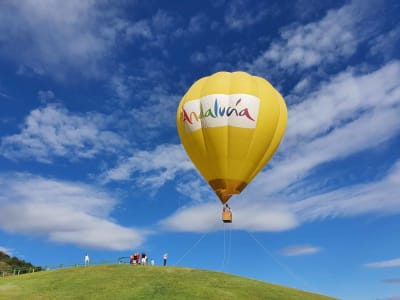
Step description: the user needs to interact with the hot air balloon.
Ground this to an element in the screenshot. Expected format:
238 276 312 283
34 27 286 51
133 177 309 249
176 71 288 223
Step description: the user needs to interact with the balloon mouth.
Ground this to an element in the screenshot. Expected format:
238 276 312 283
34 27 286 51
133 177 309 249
209 179 247 204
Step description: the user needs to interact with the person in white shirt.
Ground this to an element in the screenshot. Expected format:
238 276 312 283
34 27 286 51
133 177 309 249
84 254 90 266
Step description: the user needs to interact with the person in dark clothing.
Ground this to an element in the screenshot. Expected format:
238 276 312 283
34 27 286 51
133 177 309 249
163 253 168 266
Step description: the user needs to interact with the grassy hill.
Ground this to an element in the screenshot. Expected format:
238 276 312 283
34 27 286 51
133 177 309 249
0 264 337 300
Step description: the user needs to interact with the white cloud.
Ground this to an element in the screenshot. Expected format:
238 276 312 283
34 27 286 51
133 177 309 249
292 160 400 221
125 19 153 40
0 0 118 80
0 91 12 100
159 202 222 232
280 245 322 256
0 1 195 81
151 10 176 32
187 13 209 34
110 73 132 101
0 246 13 256
0 173 145 250
224 0 269 30
160 202 298 233
0 104 127 163
101 144 195 191
161 157 400 233
364 258 400 268
370 24 400 61
284 62 400 146
250 61 400 197
124 9 181 48
175 178 214 203
190 46 223 65
38 90 56 104
249 3 368 74
384 279 400 284
129 93 180 130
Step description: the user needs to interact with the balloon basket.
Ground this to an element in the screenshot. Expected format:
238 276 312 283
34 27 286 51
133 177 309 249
222 211 232 223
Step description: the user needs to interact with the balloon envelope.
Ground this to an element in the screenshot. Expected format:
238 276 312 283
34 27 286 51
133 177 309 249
176 71 287 204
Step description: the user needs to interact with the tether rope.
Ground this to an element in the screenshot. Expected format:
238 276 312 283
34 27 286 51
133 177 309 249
246 231 314 291
173 231 209 266
220 222 227 270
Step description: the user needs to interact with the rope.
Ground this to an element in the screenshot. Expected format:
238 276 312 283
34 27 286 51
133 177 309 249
220 217 233 270
227 223 232 263
246 231 314 291
173 231 209 266
220 222 227 270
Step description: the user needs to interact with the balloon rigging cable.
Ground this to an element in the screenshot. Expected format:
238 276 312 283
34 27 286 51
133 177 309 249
246 231 314 291
173 231 209 266
220 222 232 271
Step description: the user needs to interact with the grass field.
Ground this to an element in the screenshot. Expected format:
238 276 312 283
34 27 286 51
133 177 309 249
0 264 337 299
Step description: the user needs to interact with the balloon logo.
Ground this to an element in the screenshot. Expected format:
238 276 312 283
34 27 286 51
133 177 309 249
176 71 288 220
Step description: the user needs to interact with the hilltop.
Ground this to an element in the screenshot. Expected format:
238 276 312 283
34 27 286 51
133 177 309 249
0 264 337 299
0 251 41 275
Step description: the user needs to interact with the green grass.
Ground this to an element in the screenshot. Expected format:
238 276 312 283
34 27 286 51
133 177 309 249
0 265 337 300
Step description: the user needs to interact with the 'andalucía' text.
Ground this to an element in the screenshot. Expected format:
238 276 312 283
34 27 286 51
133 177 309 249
183 98 255 124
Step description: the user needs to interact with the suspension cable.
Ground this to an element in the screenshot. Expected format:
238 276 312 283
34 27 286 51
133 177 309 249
173 231 209 266
227 223 232 264
246 231 313 291
220 222 227 270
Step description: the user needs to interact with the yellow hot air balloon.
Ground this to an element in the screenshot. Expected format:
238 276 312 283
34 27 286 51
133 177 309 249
176 71 288 223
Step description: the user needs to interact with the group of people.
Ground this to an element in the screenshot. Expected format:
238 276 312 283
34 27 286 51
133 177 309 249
128 252 168 266
83 252 168 266
129 252 151 265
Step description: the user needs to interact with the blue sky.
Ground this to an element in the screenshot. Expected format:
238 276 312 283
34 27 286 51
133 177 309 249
0 0 399 299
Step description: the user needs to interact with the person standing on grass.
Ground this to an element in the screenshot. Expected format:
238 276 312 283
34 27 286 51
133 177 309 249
141 253 147 265
84 254 90 266
163 253 168 266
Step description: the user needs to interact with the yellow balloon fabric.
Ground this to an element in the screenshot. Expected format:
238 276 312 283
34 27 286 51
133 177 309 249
176 71 288 204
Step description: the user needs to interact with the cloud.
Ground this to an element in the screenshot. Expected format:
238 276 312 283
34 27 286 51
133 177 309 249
279 245 322 256
0 1 198 81
0 104 127 163
108 61 181 142
0 91 12 100
0 0 120 80
370 24 400 62
168 154 398 233
0 246 13 256
38 90 56 104
128 93 180 130
284 62 400 145
159 202 222 232
249 61 400 197
160 202 298 233
248 3 356 74
124 9 182 48
187 13 210 34
101 144 195 191
292 160 400 221
248 0 389 76
175 178 214 203
224 0 270 30
190 46 223 65
384 279 400 284
0 173 145 250
364 258 400 268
